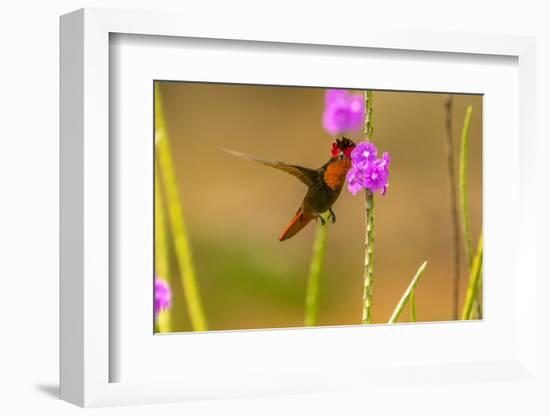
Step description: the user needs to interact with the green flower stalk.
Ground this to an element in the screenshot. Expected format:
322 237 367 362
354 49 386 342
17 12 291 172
155 83 208 331
363 189 375 324
345 91 391 324
363 90 375 324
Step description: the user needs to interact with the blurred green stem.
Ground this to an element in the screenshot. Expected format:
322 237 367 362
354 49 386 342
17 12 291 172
155 161 172 333
474 274 483 319
461 234 483 320
410 291 417 322
444 95 461 320
362 90 375 324
156 83 208 331
388 261 428 324
458 105 482 318
304 213 329 326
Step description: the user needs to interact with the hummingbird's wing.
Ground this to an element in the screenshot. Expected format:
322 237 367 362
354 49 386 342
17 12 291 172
221 148 319 187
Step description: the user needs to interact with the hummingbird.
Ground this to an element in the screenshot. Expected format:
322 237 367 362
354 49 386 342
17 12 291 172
223 137 356 241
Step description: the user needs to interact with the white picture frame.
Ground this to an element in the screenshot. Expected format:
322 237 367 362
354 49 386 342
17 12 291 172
60 7 539 408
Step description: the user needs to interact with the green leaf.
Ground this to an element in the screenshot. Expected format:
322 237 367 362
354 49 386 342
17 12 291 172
410 291 417 323
461 234 483 320
388 261 428 324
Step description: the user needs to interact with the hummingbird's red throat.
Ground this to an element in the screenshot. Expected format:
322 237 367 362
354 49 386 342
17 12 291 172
331 137 356 158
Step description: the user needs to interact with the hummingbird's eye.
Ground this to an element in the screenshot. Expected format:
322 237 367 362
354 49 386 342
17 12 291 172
339 151 344 159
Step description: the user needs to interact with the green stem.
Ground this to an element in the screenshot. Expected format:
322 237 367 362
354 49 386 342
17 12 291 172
410 291 417 322
362 190 375 324
155 162 172 333
474 274 483 319
155 83 208 331
461 234 483 320
365 90 374 140
459 105 474 267
443 95 461 320
458 105 482 318
388 261 428 324
304 214 329 326
362 90 375 324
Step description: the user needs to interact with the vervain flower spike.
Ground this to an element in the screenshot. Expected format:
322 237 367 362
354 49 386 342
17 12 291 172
322 89 365 136
155 277 172 318
347 141 391 196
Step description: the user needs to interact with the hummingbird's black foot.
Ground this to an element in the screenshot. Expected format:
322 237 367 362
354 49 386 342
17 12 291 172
316 215 326 226
329 208 336 224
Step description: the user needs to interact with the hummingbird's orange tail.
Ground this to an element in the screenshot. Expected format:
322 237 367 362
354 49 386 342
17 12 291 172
279 209 314 241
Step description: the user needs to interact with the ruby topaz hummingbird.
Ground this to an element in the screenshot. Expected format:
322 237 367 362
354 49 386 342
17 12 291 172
223 137 356 241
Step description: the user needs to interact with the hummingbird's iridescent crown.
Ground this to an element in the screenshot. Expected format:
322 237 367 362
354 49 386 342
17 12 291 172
331 137 356 158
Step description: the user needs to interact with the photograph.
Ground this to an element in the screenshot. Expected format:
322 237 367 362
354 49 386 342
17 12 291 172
153 81 482 333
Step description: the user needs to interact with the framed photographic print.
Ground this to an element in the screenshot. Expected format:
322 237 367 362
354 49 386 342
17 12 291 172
60 7 539 409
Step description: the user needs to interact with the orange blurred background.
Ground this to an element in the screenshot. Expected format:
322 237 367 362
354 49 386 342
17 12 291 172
157 81 482 331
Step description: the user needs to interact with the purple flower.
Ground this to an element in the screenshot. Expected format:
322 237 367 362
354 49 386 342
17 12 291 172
155 278 172 317
322 89 365 136
346 166 366 196
346 142 391 196
351 141 378 168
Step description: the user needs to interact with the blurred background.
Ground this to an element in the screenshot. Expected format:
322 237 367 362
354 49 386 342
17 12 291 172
156 81 482 332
